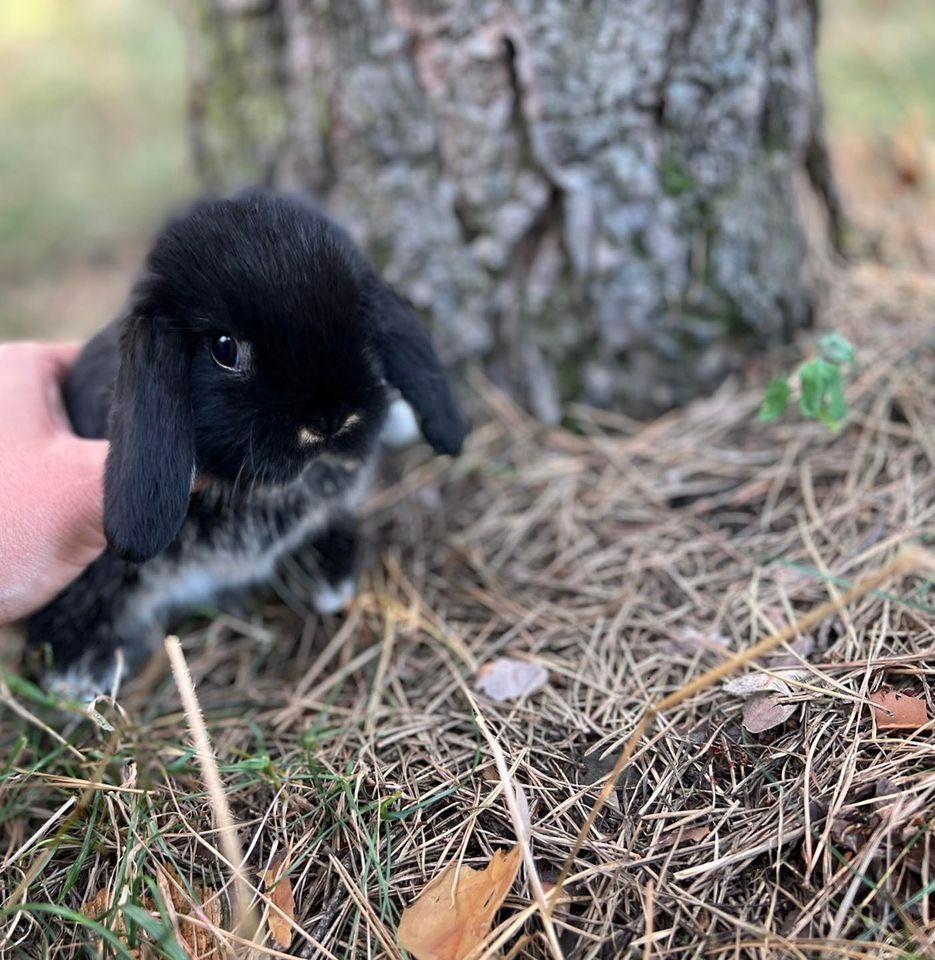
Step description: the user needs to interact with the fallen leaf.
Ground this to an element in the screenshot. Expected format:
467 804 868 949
80 888 110 921
767 566 813 590
154 866 182 933
182 891 222 960
475 658 547 702
724 673 790 696
156 864 224 959
741 694 797 734
869 689 929 730
673 627 731 654
199 892 224 931
398 846 521 960
264 854 296 948
790 635 815 658
725 658 811 733
81 888 133 942
659 824 710 848
680 825 711 843
729 477 771 506
179 886 223 960
831 814 871 854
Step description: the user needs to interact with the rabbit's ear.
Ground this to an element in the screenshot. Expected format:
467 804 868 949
373 285 468 455
104 312 194 563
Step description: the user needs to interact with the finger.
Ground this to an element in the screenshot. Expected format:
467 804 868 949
0 433 108 623
49 435 109 557
40 342 83 432
38 341 83 376
0 341 81 435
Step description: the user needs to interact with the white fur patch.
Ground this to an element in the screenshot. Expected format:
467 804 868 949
312 578 356 615
48 654 125 706
153 567 220 611
380 398 420 448
124 465 373 631
130 505 329 625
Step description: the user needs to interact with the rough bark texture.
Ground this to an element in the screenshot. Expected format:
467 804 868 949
187 0 840 419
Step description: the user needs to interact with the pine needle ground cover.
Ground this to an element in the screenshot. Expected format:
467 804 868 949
1 262 932 958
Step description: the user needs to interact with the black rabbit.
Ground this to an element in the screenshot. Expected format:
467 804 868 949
27 190 467 698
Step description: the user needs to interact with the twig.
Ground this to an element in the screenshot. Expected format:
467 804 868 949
466 687 564 960
165 635 256 939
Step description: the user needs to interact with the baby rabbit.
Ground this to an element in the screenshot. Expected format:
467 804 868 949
28 190 467 698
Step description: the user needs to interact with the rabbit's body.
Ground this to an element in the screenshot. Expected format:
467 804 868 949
31 459 370 699
141 466 369 614
27 191 466 696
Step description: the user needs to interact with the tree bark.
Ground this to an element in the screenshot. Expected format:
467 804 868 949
186 0 841 420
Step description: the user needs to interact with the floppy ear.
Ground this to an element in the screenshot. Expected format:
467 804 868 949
104 312 194 563
373 285 468 455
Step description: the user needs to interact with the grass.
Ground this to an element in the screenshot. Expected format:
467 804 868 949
1 1 934 957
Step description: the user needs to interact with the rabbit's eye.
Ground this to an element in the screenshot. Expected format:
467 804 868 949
210 335 241 371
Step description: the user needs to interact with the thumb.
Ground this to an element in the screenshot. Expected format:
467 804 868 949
49 434 109 558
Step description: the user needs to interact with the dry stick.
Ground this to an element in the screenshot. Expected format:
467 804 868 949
465 688 564 960
552 546 934 907
642 878 655 960
165 635 257 940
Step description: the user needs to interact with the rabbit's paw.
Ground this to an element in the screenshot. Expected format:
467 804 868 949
312 577 356 615
45 649 128 704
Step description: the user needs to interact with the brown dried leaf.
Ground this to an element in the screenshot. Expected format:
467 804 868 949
182 888 223 960
869 689 929 730
398 846 522 960
741 694 797 734
772 635 816 667
264 855 296 948
725 665 807 733
80 888 110 921
831 814 871 854
200 891 223 931
681 825 711 844
155 865 223 959
660 824 710 848
476 658 548 702
155 864 181 913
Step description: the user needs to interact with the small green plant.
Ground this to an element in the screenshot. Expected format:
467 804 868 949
759 332 856 431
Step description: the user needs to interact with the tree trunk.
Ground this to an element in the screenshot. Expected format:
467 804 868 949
186 0 841 420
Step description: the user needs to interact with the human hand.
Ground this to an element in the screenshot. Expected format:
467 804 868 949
0 341 108 624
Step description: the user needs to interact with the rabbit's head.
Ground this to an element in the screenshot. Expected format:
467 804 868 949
104 191 467 563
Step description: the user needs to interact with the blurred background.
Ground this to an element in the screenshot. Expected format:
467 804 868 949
1 0 933 343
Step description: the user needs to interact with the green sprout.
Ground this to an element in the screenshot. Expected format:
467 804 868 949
759 332 856 432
